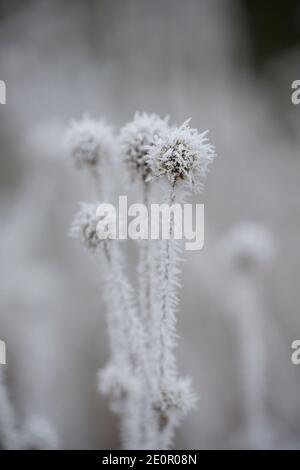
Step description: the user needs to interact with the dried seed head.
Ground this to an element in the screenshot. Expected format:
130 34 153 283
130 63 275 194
69 203 100 252
147 119 216 191
221 222 275 271
65 115 114 169
69 202 116 252
119 111 169 182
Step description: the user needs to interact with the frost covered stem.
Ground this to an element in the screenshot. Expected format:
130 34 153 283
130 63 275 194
137 181 162 449
100 242 149 448
159 185 176 382
138 182 151 325
237 279 269 447
0 369 19 449
88 165 102 197
102 243 139 370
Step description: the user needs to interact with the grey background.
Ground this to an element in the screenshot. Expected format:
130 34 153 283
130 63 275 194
0 0 300 449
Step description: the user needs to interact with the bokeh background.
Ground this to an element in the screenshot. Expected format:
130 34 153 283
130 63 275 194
0 0 300 449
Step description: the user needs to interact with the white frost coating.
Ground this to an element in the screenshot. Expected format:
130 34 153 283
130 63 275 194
119 111 169 182
147 119 216 192
65 114 114 169
21 416 59 450
69 202 117 251
67 113 216 449
0 369 59 449
65 114 115 196
0 369 19 449
220 222 275 449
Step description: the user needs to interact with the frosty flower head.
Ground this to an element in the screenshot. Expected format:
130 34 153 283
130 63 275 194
119 112 169 182
222 222 276 271
65 114 114 169
69 202 116 252
147 119 216 191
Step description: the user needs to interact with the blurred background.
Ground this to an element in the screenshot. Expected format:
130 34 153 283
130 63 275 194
0 0 300 449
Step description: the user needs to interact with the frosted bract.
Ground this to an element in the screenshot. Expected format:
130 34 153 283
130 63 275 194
119 112 169 182
148 120 216 191
65 115 114 169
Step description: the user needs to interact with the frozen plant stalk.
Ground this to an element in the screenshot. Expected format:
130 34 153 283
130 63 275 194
220 223 275 449
67 113 216 449
146 120 216 447
70 204 146 448
0 368 59 449
0 368 19 449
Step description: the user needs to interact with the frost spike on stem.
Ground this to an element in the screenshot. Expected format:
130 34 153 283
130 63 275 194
67 113 216 450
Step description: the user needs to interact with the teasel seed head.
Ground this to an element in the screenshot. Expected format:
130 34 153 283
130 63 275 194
69 202 116 252
65 114 114 169
119 111 169 182
147 119 216 192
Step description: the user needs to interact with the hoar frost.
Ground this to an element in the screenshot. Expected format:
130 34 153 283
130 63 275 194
147 119 215 191
67 112 216 449
119 111 169 182
65 115 114 169
69 202 116 252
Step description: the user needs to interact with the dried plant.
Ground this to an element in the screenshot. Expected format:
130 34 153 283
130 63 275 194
67 112 216 449
220 222 276 448
65 114 115 196
0 368 19 449
0 368 58 449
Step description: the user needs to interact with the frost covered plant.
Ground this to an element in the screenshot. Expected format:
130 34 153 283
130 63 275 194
220 223 275 448
67 112 216 449
119 112 170 378
0 369 19 449
65 114 115 195
222 222 275 271
119 111 169 183
20 416 59 450
147 119 215 192
70 201 146 448
0 368 58 449
69 202 102 252
145 119 215 447
69 202 117 253
65 114 114 169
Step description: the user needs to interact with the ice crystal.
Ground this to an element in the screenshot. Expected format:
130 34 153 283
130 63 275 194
119 112 169 182
69 202 116 252
65 115 114 169
147 119 216 191
66 111 216 450
155 377 196 417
